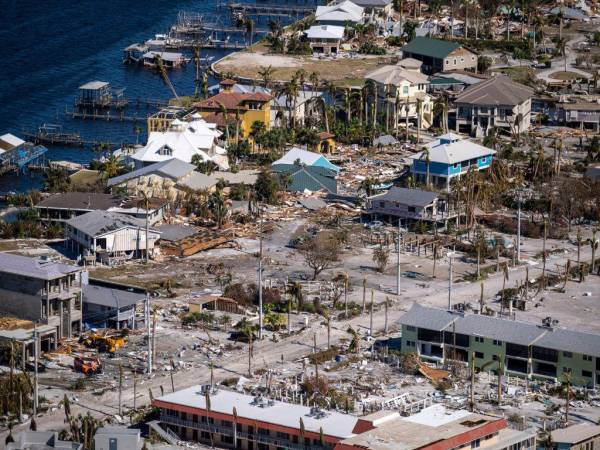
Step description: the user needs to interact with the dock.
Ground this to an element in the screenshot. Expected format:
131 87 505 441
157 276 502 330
0 143 48 175
65 108 152 123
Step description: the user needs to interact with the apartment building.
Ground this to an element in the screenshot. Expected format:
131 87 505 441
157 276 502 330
399 304 600 387
0 253 83 340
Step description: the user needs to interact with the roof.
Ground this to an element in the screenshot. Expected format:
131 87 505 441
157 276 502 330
560 102 600 111
196 91 272 110
412 133 496 165
0 253 80 281
454 314 544 346
366 61 429 86
143 51 184 62
107 159 196 187
535 328 600 358
398 303 460 331
272 147 340 173
82 284 145 309
157 224 199 242
316 0 364 22
7 431 81 450
402 37 462 59
79 81 109 90
154 387 359 439
340 405 505 450
177 171 218 191
454 75 533 106
95 426 141 437
551 424 600 444
272 164 338 193
305 25 346 40
0 133 25 150
36 192 122 211
370 187 438 207
212 170 259 185
373 134 399 146
351 0 392 6
66 210 159 237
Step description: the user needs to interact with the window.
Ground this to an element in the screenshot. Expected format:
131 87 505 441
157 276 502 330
493 339 501 346
201 431 211 439
475 352 484 359
158 145 173 156
258 428 269 436
474 336 484 343
221 435 234 444
563 367 571 373
408 206 416 213
472 439 481 448
563 351 573 358
453 59 457 65
406 340 416 347
221 420 233 427
403 86 409 94
277 432 290 440
493 355 499 361
407 326 416 332
582 370 592 378
583 354 593 361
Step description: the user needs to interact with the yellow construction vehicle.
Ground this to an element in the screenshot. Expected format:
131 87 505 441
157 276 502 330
80 333 126 354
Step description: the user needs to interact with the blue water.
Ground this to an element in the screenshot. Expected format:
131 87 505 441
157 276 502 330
0 0 228 192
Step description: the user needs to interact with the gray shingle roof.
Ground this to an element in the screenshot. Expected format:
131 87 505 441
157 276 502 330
66 210 156 237
454 314 545 346
0 253 80 281
535 328 600 358
36 192 121 211
82 284 145 309
454 75 533 106
399 303 460 331
107 158 195 187
370 187 438 207
157 224 199 242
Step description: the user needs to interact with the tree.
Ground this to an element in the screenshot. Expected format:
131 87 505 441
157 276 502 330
477 55 492 74
254 169 281 204
299 233 342 280
287 281 304 312
420 147 431 187
373 246 390 272
258 65 274 89
264 312 286 331
403 20 417 41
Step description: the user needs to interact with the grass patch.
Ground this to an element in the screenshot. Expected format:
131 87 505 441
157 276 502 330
548 71 581 80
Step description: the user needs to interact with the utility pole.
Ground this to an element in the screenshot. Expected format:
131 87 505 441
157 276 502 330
258 208 264 339
396 221 402 296
517 190 522 264
33 322 38 416
384 297 389 335
369 290 374 336
133 369 137 411
448 252 454 310
146 294 152 375
118 363 123 416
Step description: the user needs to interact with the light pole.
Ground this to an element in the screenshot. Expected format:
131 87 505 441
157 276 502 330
146 293 152 375
396 220 402 297
258 210 264 340
447 251 455 310
33 322 39 416
517 190 522 264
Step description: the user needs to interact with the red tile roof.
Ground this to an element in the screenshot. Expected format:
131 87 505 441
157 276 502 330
195 92 272 111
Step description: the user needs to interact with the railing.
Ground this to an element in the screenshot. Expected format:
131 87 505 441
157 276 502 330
160 414 329 450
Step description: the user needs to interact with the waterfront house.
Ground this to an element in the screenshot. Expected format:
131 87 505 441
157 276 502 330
130 116 228 170
35 192 168 227
366 187 457 226
0 133 25 154
0 253 83 341
365 58 433 130
147 105 197 133
401 37 477 74
557 102 600 132
271 90 325 128
194 91 272 142
305 25 346 54
454 75 533 136
66 210 162 264
142 51 187 68
399 303 600 387
107 158 217 199
350 0 393 16
410 133 496 191
315 0 364 26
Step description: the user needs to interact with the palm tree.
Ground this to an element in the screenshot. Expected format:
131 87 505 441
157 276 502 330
416 98 423 144
287 281 304 313
246 18 255 50
591 228 598 274
218 102 230 142
420 147 431 187
101 154 123 179
344 88 352 122
258 65 274 89
433 95 449 132
138 191 151 263
309 71 319 97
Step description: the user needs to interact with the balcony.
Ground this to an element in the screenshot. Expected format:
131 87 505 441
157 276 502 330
159 414 328 450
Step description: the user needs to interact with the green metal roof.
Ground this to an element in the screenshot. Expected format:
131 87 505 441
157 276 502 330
429 77 463 85
402 37 461 60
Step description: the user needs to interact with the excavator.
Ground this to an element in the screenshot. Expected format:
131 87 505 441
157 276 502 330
74 356 102 375
80 332 126 355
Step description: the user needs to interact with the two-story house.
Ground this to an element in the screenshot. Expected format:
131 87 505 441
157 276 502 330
557 102 600 132
410 133 496 191
401 37 477 74
365 58 433 130
305 25 346 54
315 0 364 26
454 75 533 136
0 253 83 340
365 187 457 227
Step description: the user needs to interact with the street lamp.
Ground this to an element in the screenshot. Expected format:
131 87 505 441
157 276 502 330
447 251 456 310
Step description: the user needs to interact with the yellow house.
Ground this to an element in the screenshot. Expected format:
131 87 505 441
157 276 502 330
317 131 336 153
194 88 272 140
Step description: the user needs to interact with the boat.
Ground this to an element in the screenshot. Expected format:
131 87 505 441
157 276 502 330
142 51 189 69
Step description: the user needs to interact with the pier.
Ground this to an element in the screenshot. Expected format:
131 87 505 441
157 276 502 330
0 143 48 175
65 107 152 123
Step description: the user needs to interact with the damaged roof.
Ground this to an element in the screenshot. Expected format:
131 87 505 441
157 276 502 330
0 253 80 280
66 210 160 237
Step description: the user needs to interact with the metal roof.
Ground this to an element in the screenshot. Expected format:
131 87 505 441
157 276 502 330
271 164 338 194
551 424 600 444
36 192 122 211
402 37 462 60
155 387 359 439
79 81 109 90
534 328 600 358
157 224 199 242
107 158 195 187
305 25 346 40
369 187 438 207
412 134 496 165
454 314 545 346
82 284 145 309
0 253 80 281
454 75 533 106
66 210 159 237
398 303 460 331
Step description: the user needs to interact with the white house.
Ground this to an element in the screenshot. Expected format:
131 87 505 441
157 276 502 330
131 115 228 170
365 58 433 130
66 210 162 263
305 25 346 54
315 0 364 25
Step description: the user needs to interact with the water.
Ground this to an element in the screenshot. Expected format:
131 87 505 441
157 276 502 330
0 0 227 192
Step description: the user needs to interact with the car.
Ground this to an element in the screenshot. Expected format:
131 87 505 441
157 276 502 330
365 220 383 230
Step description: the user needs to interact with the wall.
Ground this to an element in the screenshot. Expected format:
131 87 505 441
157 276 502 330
443 48 477 72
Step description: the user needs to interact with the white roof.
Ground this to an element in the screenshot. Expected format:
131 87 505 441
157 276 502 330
0 133 25 149
366 61 429 86
143 51 184 62
305 25 346 40
412 133 496 164
272 147 322 166
131 118 226 169
79 81 109 90
403 404 471 427
156 387 359 438
316 0 364 22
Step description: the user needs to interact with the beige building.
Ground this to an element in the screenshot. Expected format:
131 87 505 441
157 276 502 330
550 424 600 450
454 75 533 137
402 37 477 74
365 58 433 129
